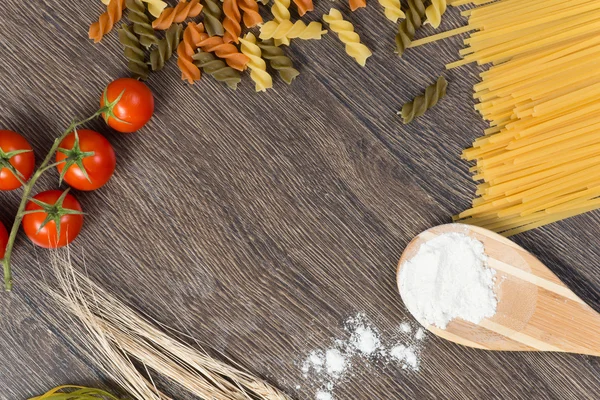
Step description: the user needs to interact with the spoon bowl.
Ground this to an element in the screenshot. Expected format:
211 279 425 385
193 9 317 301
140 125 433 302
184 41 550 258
397 224 600 356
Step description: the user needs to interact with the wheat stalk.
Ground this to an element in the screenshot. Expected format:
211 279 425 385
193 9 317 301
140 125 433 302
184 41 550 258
48 251 292 400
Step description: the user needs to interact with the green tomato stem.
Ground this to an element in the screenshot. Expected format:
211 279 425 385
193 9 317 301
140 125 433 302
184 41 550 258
2 107 109 291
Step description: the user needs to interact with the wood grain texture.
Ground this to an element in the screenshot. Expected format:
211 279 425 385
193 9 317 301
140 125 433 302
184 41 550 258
0 1 599 399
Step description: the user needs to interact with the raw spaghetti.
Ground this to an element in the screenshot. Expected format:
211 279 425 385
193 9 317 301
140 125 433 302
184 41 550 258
422 0 600 236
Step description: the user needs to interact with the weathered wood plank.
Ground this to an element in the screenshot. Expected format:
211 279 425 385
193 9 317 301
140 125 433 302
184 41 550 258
0 1 599 399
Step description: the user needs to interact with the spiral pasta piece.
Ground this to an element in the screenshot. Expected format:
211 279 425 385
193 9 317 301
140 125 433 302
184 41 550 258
152 0 203 30
89 0 126 43
142 0 168 17
400 76 448 124
271 0 290 22
395 0 426 56
193 49 241 89
257 39 299 84
150 23 183 71
196 35 250 71
259 20 327 41
271 0 291 45
238 0 263 28
177 22 205 84
126 0 158 48
292 0 313 17
222 0 242 43
239 33 273 92
349 0 366 12
201 0 225 36
378 0 404 22
118 24 150 80
425 0 447 29
322 9 372 66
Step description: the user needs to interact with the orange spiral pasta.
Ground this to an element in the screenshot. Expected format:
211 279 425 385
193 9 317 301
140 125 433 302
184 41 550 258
238 0 263 28
292 0 313 16
222 0 242 43
349 0 366 11
89 0 126 43
196 36 250 71
177 22 204 84
152 0 204 30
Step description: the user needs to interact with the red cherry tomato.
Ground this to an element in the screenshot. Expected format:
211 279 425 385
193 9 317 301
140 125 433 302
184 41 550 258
0 130 35 190
56 129 116 191
22 190 84 249
0 221 8 259
101 78 154 133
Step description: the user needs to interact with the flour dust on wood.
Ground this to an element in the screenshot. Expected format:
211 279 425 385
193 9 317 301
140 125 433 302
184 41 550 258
298 313 426 400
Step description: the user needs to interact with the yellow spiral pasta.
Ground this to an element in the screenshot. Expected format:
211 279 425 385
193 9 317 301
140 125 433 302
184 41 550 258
378 0 405 23
271 0 291 45
239 33 273 92
271 0 291 22
259 20 327 42
424 0 447 29
142 0 168 17
322 8 372 67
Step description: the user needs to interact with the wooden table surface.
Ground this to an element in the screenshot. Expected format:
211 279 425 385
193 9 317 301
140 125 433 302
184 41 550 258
1 1 600 399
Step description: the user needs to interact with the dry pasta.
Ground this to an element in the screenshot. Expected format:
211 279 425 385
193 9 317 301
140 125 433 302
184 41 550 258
196 34 250 71
141 0 167 17
399 76 447 124
222 0 242 43
417 0 600 235
89 0 126 43
238 0 263 28
150 23 183 71
239 33 273 92
425 0 447 29
271 0 291 45
349 0 367 12
395 0 426 56
118 24 149 80
126 0 158 48
193 49 241 89
257 39 300 84
177 22 204 84
378 0 405 23
323 8 372 67
201 0 225 36
260 20 327 42
292 0 314 17
152 0 203 30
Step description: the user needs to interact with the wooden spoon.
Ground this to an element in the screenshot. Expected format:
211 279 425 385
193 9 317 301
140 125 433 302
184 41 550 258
396 223 600 356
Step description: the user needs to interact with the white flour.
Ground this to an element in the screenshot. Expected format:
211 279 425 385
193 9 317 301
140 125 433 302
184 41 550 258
299 314 425 399
399 232 497 329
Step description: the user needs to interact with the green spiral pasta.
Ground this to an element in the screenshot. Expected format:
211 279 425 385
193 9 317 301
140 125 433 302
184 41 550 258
400 76 448 124
118 24 149 80
201 0 225 36
395 0 426 56
150 23 183 71
257 39 299 85
126 0 158 48
192 49 241 89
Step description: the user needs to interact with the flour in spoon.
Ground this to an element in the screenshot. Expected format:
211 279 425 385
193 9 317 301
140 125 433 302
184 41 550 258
399 232 497 329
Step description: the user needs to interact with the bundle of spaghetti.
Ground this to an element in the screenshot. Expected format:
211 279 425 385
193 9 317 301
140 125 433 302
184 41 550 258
427 0 600 236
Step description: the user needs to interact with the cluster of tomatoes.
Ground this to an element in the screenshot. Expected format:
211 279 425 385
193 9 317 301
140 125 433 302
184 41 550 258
0 78 154 255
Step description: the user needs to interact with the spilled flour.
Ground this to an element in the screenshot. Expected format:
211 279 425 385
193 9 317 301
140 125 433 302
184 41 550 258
299 314 426 399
